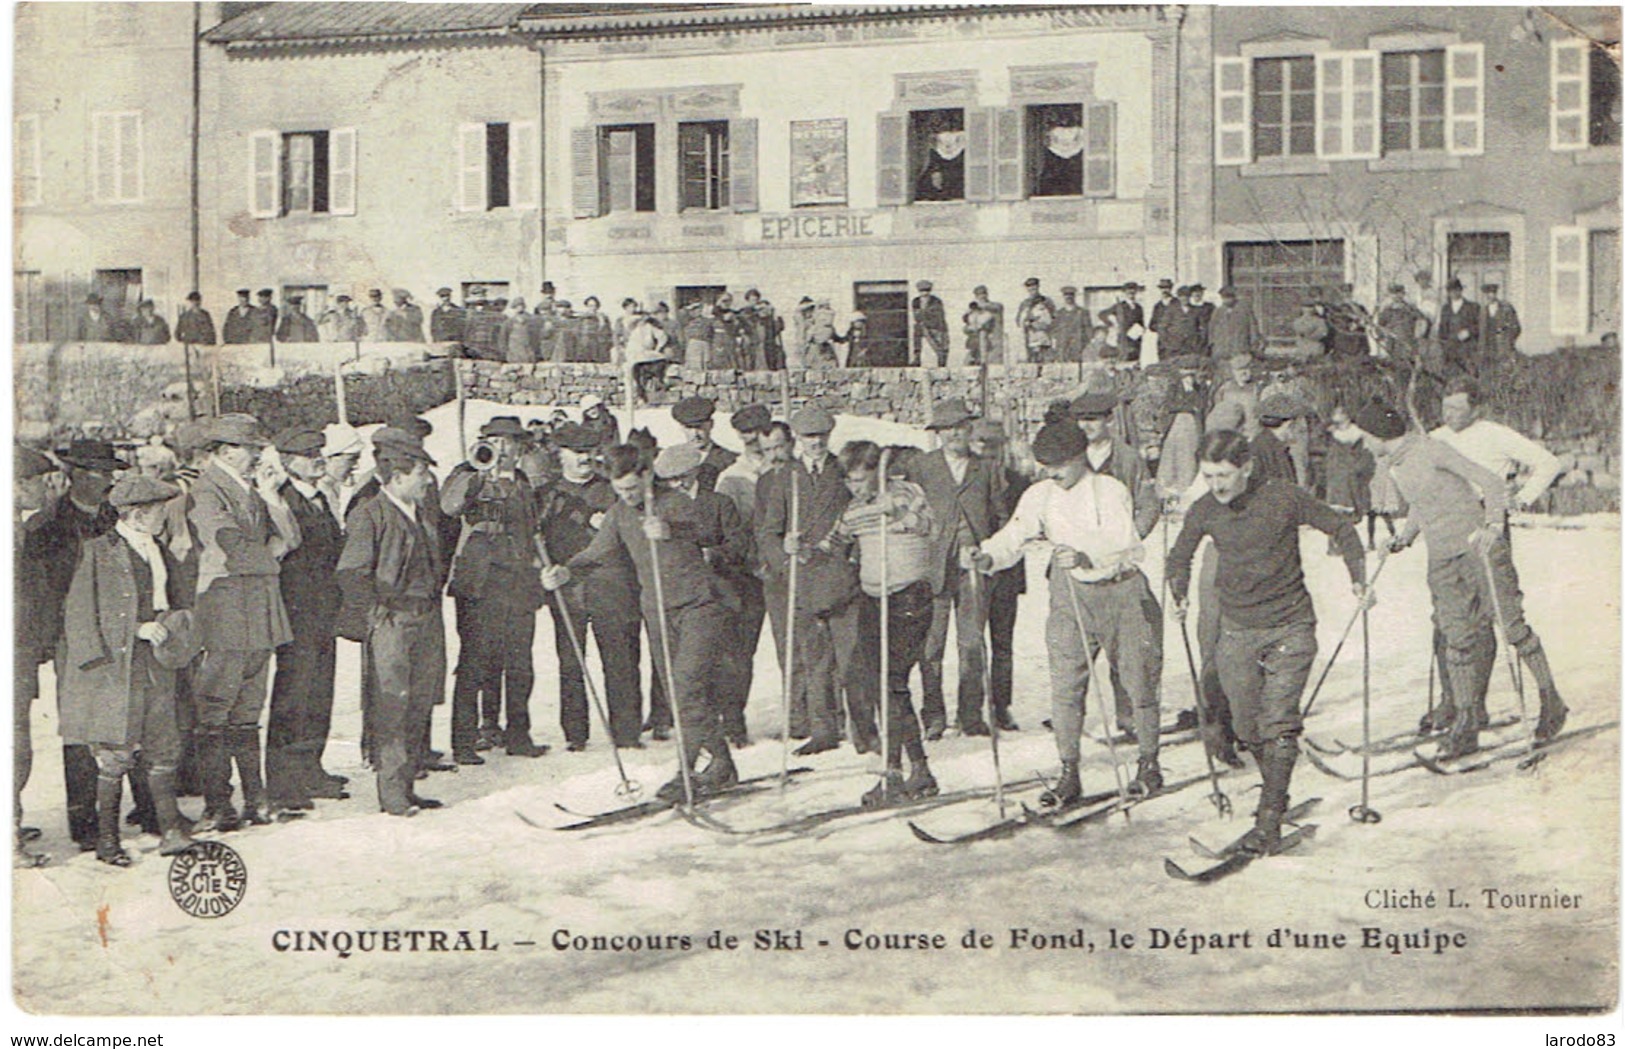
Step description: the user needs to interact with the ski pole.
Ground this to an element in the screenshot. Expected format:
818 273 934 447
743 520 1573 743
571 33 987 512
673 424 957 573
535 536 639 798
1348 603 1382 824
1061 571 1129 814
970 566 1006 820
1176 616 1231 817
1302 548 1389 720
643 474 696 811
877 448 892 794
779 468 800 792
1478 541 1539 770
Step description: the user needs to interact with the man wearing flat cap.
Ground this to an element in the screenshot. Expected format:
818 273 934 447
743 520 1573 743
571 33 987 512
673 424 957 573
222 289 257 344
1016 278 1058 364
60 473 198 866
1148 279 1177 358
1252 393 1305 486
907 398 1001 738
335 429 446 817
187 413 301 830
1051 286 1085 363
1375 283 1428 367
175 292 217 347
672 396 737 495
535 424 647 750
1100 282 1146 363
1480 284 1520 357
430 288 465 344
966 419 1165 804
386 289 426 343
755 406 879 755
1436 277 1480 377
267 428 347 812
252 289 279 343
440 416 547 762
911 280 949 367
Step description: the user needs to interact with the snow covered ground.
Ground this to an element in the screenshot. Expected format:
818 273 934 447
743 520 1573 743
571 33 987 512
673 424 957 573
11 403 1620 1019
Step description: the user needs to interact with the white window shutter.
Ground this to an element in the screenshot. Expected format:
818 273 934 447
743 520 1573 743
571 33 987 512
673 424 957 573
1084 100 1116 198
1446 42 1485 156
1550 226 1588 335
457 123 487 212
964 107 995 202
875 113 907 206
118 112 142 201
93 113 116 203
249 129 280 218
1316 52 1348 159
509 120 539 209
570 125 601 218
1550 38 1589 151
729 117 758 213
1214 56 1251 165
1346 51 1380 159
993 106 1025 200
328 127 357 215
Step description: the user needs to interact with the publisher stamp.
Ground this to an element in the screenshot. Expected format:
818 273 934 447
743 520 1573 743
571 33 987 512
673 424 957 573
167 841 249 920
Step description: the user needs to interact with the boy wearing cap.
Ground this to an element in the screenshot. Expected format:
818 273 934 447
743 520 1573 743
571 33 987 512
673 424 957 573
911 280 948 367
336 430 447 817
268 428 348 810
61 475 198 864
756 407 880 754
536 425 647 750
131 299 171 346
544 445 743 800
441 417 548 762
1359 401 1512 757
966 421 1164 802
187 414 301 830
1253 394 1304 486
1051 286 1085 362
910 398 1001 738
1167 430 1367 855
1154 285 1200 359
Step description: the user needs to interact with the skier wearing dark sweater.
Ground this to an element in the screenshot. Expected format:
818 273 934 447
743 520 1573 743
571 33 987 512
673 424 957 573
1167 429 1367 855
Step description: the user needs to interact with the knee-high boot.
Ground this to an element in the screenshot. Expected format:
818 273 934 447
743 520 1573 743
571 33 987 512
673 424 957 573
192 729 238 833
94 774 131 867
1240 736 1297 856
63 744 98 850
126 762 158 835
1518 639 1569 740
229 727 271 825
148 768 196 856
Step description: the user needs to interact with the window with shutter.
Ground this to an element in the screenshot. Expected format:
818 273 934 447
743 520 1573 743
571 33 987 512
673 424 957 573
913 107 968 202
1317 53 1346 158
1027 103 1083 197
678 121 730 211
1591 42 1622 146
487 122 511 209
570 126 600 218
92 111 142 203
993 106 1024 200
1254 56 1316 159
509 121 539 209
960 108 990 202
598 124 655 213
1084 100 1116 197
282 131 326 214
1317 51 1380 160
15 115 41 206
1214 57 1251 165
117 113 141 201
457 123 487 212
1550 226 1587 335
1550 38 1589 151
329 127 356 215
729 117 757 213
875 113 907 206
1381 50 1447 153
1445 42 1484 156
249 129 280 218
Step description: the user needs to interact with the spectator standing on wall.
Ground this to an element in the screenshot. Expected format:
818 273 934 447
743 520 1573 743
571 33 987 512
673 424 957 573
175 292 216 346
131 299 170 345
1015 277 1057 363
1100 281 1146 363
1375 283 1428 366
576 296 614 363
430 287 465 344
360 288 387 342
911 280 950 368
276 295 319 343
222 289 256 345
1053 285 1086 363
499 297 536 363
254 288 279 341
385 289 425 342
319 295 364 343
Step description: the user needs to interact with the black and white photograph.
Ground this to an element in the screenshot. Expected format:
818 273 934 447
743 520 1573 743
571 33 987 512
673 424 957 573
8 0 1622 1037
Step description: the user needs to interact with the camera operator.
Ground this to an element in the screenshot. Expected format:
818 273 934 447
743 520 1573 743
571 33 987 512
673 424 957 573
440 416 549 763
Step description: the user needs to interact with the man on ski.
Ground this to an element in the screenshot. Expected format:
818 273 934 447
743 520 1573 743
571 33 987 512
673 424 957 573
965 420 1164 806
1166 429 1367 856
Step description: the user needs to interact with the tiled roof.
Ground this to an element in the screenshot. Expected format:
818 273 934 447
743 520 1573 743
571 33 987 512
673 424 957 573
206 3 533 47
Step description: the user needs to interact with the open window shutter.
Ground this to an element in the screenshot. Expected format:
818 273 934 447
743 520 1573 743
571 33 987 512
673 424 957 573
875 113 907 206
1315 53 1348 158
1346 51 1379 159
993 106 1025 200
570 125 601 218
509 120 539 209
1550 226 1588 335
730 117 758 212
457 123 486 212
118 112 141 201
1445 42 1485 156
964 106 995 202
93 114 116 202
248 129 279 218
1083 100 1116 197
1214 56 1252 165
328 127 357 215
1550 38 1589 151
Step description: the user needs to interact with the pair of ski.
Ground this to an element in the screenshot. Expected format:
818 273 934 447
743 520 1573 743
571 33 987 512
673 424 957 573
1303 721 1609 781
908 771 1216 845
1162 797 1321 884
532 767 814 831
1305 715 1520 759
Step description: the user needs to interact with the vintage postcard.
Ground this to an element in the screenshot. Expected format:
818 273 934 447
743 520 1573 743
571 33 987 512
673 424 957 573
9 0 1621 1031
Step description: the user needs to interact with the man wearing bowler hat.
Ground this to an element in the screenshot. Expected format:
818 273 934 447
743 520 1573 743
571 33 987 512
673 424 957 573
672 396 737 495
1100 282 1146 363
440 416 548 762
908 398 1000 738
267 427 348 812
188 414 301 830
335 427 447 816
222 289 257 344
1437 277 1480 377
911 280 949 367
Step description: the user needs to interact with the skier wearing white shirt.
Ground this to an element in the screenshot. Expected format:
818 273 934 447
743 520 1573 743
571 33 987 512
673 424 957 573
965 420 1164 806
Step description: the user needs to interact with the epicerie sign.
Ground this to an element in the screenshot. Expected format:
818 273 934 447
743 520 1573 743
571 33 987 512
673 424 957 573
759 212 886 242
